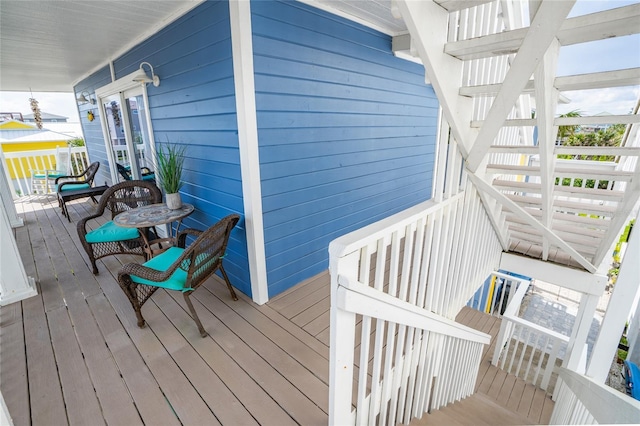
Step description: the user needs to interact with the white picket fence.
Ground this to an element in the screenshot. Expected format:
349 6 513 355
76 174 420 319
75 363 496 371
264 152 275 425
2 146 89 197
550 367 640 424
328 182 503 425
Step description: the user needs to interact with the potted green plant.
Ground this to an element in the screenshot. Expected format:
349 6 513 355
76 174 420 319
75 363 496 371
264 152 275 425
156 144 186 209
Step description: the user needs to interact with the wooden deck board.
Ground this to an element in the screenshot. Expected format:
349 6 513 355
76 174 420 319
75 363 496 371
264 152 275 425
0 303 29 426
3 197 555 426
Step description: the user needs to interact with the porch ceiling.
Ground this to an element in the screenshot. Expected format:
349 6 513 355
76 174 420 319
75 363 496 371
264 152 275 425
0 0 413 93
0 0 203 92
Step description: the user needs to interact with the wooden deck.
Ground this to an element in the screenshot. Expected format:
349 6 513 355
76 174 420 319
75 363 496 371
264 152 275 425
1 195 551 425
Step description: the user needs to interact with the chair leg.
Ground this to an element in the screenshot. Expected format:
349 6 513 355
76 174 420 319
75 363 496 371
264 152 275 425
219 265 238 301
183 292 207 337
117 278 147 328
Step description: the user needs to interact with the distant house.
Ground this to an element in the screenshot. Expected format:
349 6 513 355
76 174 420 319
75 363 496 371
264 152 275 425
23 111 68 123
0 120 72 179
581 112 614 133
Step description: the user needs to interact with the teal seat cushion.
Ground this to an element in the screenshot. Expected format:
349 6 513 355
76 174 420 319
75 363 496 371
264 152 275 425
55 182 90 192
142 174 156 181
33 171 64 179
130 247 192 292
85 220 140 243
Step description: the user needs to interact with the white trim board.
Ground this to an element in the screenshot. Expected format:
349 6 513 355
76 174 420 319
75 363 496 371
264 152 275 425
229 0 269 305
500 252 606 296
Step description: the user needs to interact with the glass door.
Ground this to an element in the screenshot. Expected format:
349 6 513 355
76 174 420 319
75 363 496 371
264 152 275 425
97 83 156 184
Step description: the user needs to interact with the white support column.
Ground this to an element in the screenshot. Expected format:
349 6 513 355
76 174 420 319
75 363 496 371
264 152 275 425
587 211 640 382
229 0 269 305
0 390 13 426
328 249 360 425
0 187 36 306
563 292 600 371
0 151 23 228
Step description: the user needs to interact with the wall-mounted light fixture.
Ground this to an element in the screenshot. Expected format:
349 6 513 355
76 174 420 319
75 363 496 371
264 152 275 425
76 90 96 105
132 62 160 87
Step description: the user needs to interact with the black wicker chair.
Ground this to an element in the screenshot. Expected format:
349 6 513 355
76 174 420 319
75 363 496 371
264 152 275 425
116 163 156 182
78 180 162 274
117 214 240 337
55 161 100 192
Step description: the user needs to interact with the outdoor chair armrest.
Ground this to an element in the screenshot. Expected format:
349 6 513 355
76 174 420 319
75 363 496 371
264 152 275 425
176 228 203 248
77 213 105 237
55 172 84 184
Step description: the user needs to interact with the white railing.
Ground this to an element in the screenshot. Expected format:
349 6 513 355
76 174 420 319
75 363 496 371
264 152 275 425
329 183 503 424
491 279 569 392
112 144 151 169
329 275 490 425
550 367 640 424
3 146 89 196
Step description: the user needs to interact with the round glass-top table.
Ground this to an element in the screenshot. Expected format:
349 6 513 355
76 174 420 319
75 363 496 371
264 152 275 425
114 203 194 257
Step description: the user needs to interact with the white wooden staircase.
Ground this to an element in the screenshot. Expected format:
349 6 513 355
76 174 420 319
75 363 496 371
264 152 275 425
327 1 640 424
393 0 640 273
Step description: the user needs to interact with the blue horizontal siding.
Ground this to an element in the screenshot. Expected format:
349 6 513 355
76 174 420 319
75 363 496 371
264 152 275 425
74 66 116 186
77 1 252 297
252 0 438 297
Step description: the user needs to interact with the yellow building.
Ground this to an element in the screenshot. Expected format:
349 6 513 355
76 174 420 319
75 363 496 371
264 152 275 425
0 120 72 179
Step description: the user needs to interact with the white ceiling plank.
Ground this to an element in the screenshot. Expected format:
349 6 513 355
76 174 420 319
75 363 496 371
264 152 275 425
395 0 475 157
469 172 597 272
445 3 640 60
466 1 575 173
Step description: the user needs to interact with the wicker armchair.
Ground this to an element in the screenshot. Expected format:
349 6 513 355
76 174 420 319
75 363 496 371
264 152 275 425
78 180 162 274
117 214 240 337
55 161 100 192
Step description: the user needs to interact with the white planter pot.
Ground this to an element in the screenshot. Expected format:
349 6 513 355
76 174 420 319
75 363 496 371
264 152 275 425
166 192 182 210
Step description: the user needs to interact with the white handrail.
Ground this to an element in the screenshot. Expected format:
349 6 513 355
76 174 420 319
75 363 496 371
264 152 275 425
338 275 491 345
331 276 490 425
329 181 503 425
551 367 640 424
493 311 570 392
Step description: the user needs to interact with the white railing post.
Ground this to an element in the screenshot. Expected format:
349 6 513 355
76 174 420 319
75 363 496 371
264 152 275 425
0 189 36 306
0 152 22 227
329 250 359 425
587 210 640 383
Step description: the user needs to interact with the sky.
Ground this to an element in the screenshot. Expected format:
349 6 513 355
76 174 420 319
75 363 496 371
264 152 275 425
0 0 638 120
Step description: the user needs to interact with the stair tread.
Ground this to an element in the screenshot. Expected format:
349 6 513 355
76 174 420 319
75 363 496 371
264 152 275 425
409 392 534 425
